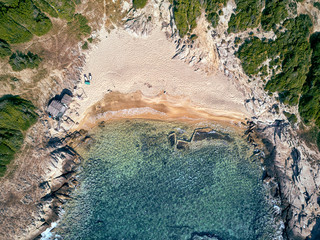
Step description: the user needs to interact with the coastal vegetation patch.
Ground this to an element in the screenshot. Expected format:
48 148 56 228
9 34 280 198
0 0 91 70
172 0 229 37
314 2 320 11
299 32 320 127
67 14 92 40
0 95 38 177
232 0 320 148
0 39 11 58
9 51 42 71
261 0 288 31
132 0 148 9
172 0 201 37
228 0 262 33
237 14 313 105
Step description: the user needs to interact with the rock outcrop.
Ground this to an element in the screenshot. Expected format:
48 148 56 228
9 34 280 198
0 127 89 240
123 0 320 239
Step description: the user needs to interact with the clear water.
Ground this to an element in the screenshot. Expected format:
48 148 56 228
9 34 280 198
54 120 275 240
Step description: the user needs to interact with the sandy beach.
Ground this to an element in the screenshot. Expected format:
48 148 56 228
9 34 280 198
70 27 249 129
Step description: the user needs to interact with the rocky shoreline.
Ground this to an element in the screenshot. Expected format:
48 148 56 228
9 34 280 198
0 0 319 239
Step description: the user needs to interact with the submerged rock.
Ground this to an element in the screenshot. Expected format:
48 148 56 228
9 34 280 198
176 140 189 150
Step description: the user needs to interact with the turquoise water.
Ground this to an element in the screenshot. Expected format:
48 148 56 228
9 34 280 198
54 120 275 240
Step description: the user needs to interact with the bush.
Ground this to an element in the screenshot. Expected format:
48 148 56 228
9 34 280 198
205 0 227 28
9 51 42 71
7 0 52 36
237 15 313 105
32 0 59 18
0 39 11 58
283 111 297 124
299 32 320 127
314 2 320 10
67 14 91 39
237 37 269 75
45 0 75 21
266 15 313 105
0 95 38 177
133 0 148 8
82 41 88 50
261 0 288 31
228 0 262 33
173 0 201 37
0 5 33 44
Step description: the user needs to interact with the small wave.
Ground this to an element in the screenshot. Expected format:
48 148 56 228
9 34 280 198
40 222 59 240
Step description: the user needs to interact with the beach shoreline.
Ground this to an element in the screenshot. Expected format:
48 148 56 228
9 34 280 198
73 91 248 131
65 26 249 132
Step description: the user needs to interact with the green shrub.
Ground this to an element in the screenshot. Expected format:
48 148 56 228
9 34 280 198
0 0 20 7
204 0 227 28
67 13 91 39
237 15 313 105
82 41 88 50
0 5 33 44
315 2 320 10
266 15 313 105
0 39 11 58
283 111 297 124
7 0 52 36
206 12 219 28
317 131 320 151
261 0 288 31
32 0 59 18
0 95 38 177
45 0 75 21
9 51 42 71
132 0 148 8
228 0 262 33
299 32 320 127
236 37 269 75
173 0 201 37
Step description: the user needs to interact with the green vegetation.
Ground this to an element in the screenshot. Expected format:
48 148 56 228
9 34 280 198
0 0 54 43
228 0 262 33
266 15 313 105
172 0 227 36
0 95 38 177
32 0 59 18
9 51 42 71
298 126 320 151
237 37 269 75
0 6 33 44
45 0 75 21
82 41 88 50
7 0 52 36
132 0 148 8
299 32 320 126
172 0 201 37
67 14 91 39
0 39 11 58
237 15 313 105
283 111 297 124
261 0 288 31
314 2 320 10
205 0 227 28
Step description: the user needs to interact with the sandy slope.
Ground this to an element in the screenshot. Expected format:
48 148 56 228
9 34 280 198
70 27 249 128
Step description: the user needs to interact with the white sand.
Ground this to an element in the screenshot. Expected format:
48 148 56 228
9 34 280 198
71 28 249 128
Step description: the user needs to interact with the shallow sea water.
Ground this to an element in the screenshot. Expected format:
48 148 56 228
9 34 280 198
53 120 275 240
